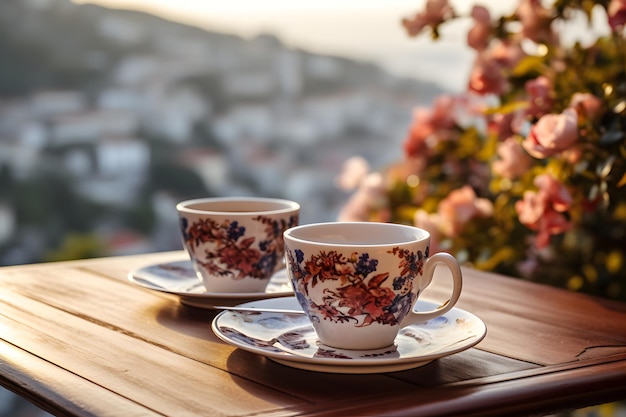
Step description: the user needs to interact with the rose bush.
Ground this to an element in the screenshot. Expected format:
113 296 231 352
338 0 626 300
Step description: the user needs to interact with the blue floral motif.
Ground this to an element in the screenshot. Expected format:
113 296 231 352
180 217 189 241
287 246 428 327
355 253 378 276
227 221 246 240
182 213 298 280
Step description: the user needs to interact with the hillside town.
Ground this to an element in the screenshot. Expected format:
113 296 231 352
0 0 440 266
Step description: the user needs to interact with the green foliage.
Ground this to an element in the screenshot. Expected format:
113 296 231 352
44 233 106 262
345 0 626 301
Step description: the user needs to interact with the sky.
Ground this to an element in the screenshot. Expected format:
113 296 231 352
71 0 501 91
69 1 608 91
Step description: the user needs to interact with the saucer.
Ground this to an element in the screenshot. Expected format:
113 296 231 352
212 297 487 374
128 260 293 308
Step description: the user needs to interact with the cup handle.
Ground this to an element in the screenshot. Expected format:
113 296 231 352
400 252 463 326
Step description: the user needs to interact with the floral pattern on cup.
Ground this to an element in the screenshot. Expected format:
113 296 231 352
181 214 298 281
286 245 429 327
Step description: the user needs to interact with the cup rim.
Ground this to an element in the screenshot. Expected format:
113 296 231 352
283 221 430 247
176 196 300 215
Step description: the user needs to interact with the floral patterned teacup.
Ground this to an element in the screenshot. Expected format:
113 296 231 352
284 222 463 350
177 197 300 293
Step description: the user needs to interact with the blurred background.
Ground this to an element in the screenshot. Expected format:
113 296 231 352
0 1 464 414
2 0 618 416
0 0 480 267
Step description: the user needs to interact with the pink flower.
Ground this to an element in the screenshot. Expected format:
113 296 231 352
569 93 603 120
467 6 491 51
335 156 370 191
489 40 525 69
468 40 525 98
522 108 579 158
403 95 458 158
516 0 555 44
337 173 388 222
525 76 553 118
430 95 457 130
515 174 573 249
534 174 573 212
403 108 433 158
492 137 532 179
563 146 584 165
489 112 515 140
437 186 493 237
468 56 507 96
608 0 626 30
402 0 454 37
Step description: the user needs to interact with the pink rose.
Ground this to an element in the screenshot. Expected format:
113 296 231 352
516 0 556 44
468 56 507 95
437 186 493 237
515 174 573 249
422 0 454 22
402 0 454 37
489 40 525 69
608 0 626 30
337 173 388 222
403 95 460 158
563 146 584 165
492 137 532 179
403 108 434 158
430 95 457 130
569 93 603 120
488 112 515 140
525 76 553 118
534 174 572 212
522 108 579 158
467 6 491 51
335 156 370 191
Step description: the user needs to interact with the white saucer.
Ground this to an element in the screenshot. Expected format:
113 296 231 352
212 297 487 374
128 260 293 308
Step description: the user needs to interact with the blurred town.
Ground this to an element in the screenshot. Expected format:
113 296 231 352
0 0 443 267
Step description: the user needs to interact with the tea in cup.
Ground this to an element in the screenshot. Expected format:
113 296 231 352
177 197 300 293
284 222 462 350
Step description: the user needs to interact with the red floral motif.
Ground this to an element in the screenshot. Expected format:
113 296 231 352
288 246 427 327
326 273 396 326
182 214 297 280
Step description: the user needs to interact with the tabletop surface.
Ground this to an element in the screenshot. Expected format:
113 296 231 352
1 251 625 417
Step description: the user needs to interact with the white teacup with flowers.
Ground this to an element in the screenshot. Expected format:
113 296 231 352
284 222 463 350
178 197 299 293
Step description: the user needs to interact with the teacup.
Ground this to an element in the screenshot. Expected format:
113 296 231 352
284 222 463 350
177 197 300 293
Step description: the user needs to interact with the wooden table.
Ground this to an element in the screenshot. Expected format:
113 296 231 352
1 251 625 417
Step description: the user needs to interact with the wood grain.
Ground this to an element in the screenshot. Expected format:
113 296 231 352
1 251 625 417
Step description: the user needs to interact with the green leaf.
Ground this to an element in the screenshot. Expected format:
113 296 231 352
511 56 546 78
485 100 529 116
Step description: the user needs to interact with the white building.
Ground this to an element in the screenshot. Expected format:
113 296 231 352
96 137 150 178
74 137 150 207
213 104 274 145
29 90 86 119
141 84 211 143
49 110 139 145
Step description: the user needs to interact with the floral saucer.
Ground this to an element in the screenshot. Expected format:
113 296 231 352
128 260 293 308
212 297 487 374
